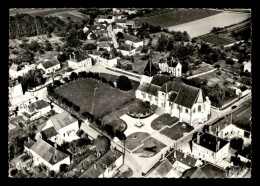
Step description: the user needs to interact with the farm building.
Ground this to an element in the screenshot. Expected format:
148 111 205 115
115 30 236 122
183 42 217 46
37 57 61 74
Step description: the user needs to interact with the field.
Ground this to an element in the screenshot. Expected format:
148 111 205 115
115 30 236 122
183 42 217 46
133 137 166 158
151 114 179 131
132 55 149 74
124 132 150 151
150 32 173 48
134 9 220 28
54 78 136 118
168 11 251 38
160 122 194 140
190 62 215 76
46 11 87 23
197 33 235 46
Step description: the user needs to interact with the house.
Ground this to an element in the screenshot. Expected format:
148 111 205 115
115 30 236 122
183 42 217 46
88 50 104 60
122 9 137 15
83 26 89 33
67 53 92 71
115 19 127 28
136 79 211 126
112 24 124 34
37 126 59 143
125 20 135 28
182 163 228 178
24 138 70 172
97 52 117 68
118 43 136 56
37 57 61 74
149 150 202 178
243 61 251 73
9 63 35 79
80 149 123 178
96 15 115 24
95 29 108 37
97 41 111 52
21 100 51 121
192 132 230 164
158 57 182 77
123 33 143 48
42 112 79 143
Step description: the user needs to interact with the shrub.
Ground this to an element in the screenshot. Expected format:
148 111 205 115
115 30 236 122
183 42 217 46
76 129 84 137
116 75 132 91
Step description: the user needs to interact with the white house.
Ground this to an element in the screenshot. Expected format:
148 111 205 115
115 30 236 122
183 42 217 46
37 57 61 74
22 99 51 121
67 53 92 71
88 50 104 60
79 149 123 178
9 63 36 80
123 33 143 48
42 112 79 143
192 132 230 164
243 61 251 73
97 52 118 68
118 43 136 56
24 138 70 172
96 15 115 24
136 79 211 126
158 57 182 77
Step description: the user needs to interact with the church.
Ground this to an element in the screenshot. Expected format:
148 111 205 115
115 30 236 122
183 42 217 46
136 75 211 126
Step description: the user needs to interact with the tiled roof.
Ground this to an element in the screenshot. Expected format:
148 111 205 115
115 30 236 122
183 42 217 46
123 33 141 43
137 83 160 96
28 100 49 112
154 159 173 177
30 138 69 165
50 112 77 130
88 50 104 56
99 36 111 42
151 75 170 87
119 43 133 51
10 63 19 71
41 126 58 139
115 19 127 23
41 58 60 69
181 167 207 178
24 140 35 149
194 132 229 152
166 150 198 167
168 92 178 102
174 84 200 108
160 81 183 93
80 149 122 178
98 41 110 48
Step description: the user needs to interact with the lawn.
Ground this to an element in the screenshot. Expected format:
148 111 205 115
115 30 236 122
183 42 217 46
160 122 194 140
190 62 215 76
124 132 150 151
151 114 179 131
54 78 136 118
197 33 235 46
108 118 127 132
134 9 220 28
133 137 166 158
132 55 149 75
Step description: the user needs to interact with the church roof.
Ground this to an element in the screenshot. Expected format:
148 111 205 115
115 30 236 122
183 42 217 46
137 83 160 96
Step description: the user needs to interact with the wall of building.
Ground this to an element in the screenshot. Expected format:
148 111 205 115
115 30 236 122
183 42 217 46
58 121 79 142
99 154 123 178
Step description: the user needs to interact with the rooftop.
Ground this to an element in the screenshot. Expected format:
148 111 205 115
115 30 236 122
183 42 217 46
50 112 77 130
41 57 60 69
137 82 160 96
166 150 198 167
98 41 111 48
119 43 133 51
80 149 122 178
154 159 173 177
30 138 70 165
193 132 229 152
41 126 59 139
123 33 141 43
9 115 26 126
28 100 49 112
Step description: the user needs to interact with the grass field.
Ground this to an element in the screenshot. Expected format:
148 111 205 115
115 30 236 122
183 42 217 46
160 122 194 140
190 62 215 76
197 33 235 46
133 137 166 158
151 114 179 131
134 9 220 28
54 78 136 118
124 132 150 151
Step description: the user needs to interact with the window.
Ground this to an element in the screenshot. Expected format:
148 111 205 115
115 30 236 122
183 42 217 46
198 105 201 112
193 108 195 113
185 108 188 113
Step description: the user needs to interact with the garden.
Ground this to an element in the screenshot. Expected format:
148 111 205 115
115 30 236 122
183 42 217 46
128 100 157 118
133 137 166 158
151 114 179 131
197 33 235 46
160 122 194 141
124 132 150 151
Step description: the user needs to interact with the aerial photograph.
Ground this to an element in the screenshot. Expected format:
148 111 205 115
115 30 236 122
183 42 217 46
8 8 251 178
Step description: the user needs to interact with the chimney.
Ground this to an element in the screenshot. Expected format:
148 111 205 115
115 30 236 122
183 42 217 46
216 140 220 151
196 133 200 144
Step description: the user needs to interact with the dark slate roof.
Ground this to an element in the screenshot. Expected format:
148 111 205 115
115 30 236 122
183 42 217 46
120 43 133 51
123 33 141 43
24 140 35 149
50 112 77 130
30 138 69 165
88 50 104 56
166 150 198 167
80 149 122 178
41 126 58 139
194 132 229 152
174 84 200 108
160 81 183 93
200 163 227 178
151 75 170 87
98 41 110 48
28 100 49 112
154 159 173 177
41 58 60 69
115 19 127 23
169 92 178 102
182 167 207 178
167 61 178 68
137 83 160 96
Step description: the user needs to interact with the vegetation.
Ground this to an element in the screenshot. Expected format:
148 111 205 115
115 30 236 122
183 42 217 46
94 135 110 156
21 69 46 92
230 137 244 151
116 76 132 91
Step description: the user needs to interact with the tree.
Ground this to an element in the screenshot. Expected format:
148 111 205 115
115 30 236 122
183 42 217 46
28 41 41 53
104 124 114 138
76 129 84 137
226 58 235 65
59 164 68 172
57 53 68 63
116 75 132 91
78 71 87 78
94 135 110 156
54 80 62 87
73 104 80 112
157 34 168 52
69 72 78 80
230 137 244 151
48 170 55 177
63 77 69 83
82 112 94 121
10 169 18 177
101 77 107 83
45 40 53 51
108 80 115 88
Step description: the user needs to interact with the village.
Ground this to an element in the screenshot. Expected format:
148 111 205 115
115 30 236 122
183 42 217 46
8 8 252 178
